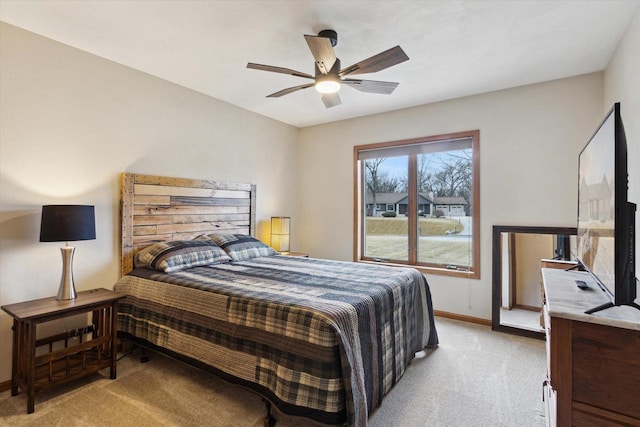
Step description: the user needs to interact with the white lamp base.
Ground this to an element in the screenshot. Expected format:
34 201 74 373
57 245 77 300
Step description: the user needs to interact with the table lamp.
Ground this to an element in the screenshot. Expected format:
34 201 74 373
40 205 96 300
270 217 290 253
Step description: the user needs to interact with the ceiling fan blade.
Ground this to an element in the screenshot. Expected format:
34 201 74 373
304 34 337 75
321 93 341 108
247 63 314 80
342 79 399 95
267 83 315 98
340 46 409 77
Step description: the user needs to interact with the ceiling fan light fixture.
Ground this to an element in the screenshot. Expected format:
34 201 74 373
248 30 409 108
315 75 341 94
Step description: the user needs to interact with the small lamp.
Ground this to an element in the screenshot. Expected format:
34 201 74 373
40 205 96 300
270 217 290 253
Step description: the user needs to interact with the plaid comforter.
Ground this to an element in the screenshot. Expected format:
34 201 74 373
114 255 438 426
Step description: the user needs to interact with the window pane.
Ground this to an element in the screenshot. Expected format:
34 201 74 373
416 149 473 268
363 156 409 261
355 130 479 278
358 137 472 160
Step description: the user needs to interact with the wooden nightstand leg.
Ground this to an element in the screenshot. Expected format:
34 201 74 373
26 321 36 414
93 308 103 356
110 302 118 379
11 319 20 396
92 309 99 339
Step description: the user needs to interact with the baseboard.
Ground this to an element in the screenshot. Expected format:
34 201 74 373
0 379 10 393
513 304 541 312
434 310 492 326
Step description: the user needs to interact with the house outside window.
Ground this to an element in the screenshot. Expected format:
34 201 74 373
354 130 480 278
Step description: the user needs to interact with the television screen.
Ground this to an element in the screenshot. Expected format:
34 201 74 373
577 103 638 314
577 109 616 298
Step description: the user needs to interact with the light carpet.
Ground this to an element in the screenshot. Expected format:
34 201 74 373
0 317 546 427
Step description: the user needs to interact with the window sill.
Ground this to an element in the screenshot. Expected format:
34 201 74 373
357 259 479 279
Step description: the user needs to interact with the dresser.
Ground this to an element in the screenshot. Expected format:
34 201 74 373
541 268 640 426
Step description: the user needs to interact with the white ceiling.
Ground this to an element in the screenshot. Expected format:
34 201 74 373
1 0 638 128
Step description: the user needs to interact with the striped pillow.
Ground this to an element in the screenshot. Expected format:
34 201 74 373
208 234 277 261
134 240 231 273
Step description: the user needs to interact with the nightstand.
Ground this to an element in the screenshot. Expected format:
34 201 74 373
280 251 309 257
1 288 125 413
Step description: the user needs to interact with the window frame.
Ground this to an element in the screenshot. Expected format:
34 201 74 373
353 130 480 279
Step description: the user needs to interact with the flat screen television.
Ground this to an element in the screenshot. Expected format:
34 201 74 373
577 102 639 314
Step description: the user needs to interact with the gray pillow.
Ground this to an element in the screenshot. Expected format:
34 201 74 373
207 234 277 261
134 239 231 273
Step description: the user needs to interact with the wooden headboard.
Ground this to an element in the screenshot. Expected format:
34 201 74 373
120 173 256 276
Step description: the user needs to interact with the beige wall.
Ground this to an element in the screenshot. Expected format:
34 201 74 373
298 73 604 320
0 23 299 381
604 6 640 302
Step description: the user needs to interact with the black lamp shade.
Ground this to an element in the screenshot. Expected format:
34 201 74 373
40 205 96 242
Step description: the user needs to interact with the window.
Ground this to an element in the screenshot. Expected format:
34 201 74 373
354 130 480 278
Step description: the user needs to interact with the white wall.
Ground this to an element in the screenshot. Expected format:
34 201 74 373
0 23 299 382
604 6 640 301
298 73 604 320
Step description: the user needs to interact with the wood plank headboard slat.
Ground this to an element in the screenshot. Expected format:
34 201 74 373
120 173 256 277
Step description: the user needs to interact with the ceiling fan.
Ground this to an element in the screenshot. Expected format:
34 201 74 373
247 30 409 108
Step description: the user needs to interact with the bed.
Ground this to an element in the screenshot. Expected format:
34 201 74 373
114 173 439 426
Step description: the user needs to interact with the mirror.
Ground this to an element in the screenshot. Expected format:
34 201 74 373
492 225 577 338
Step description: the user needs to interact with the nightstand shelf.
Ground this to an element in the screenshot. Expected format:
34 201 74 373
280 251 309 257
1 288 125 413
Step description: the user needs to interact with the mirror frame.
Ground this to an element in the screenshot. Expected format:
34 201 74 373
492 225 577 338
